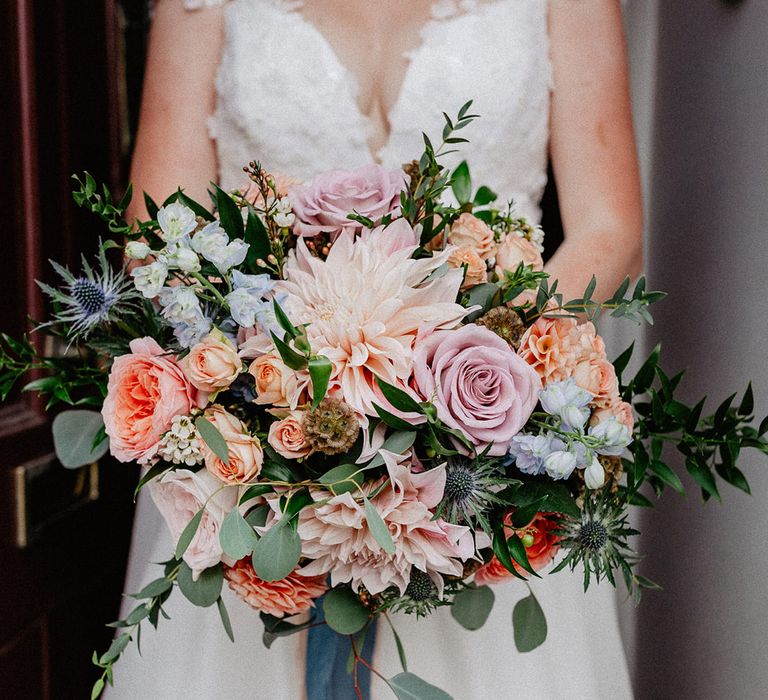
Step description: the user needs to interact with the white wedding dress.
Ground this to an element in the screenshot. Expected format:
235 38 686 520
110 1 634 698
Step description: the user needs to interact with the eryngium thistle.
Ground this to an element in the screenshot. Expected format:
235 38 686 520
37 242 137 340
436 457 507 530
387 568 445 618
476 306 525 349
552 492 640 592
302 398 360 455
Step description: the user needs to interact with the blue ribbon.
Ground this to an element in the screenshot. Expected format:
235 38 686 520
305 595 378 699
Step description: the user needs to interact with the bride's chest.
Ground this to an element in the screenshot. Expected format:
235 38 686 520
212 0 551 182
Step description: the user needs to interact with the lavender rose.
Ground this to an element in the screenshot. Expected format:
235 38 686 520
289 164 407 240
413 324 541 456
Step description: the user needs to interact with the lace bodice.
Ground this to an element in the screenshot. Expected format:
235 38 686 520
185 0 552 223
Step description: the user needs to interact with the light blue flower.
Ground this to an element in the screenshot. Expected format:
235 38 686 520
539 378 592 431
589 417 632 456
508 433 566 475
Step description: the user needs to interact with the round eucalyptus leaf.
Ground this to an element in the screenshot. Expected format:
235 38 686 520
387 672 453 700
252 522 301 582
512 591 547 652
177 562 223 608
450 585 495 631
52 410 110 468
322 587 369 635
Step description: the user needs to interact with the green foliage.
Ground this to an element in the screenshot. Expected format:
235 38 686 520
308 355 332 407
512 589 547 652
450 585 495 631
323 588 370 635
177 562 223 608
364 497 396 555
219 508 260 560
387 672 453 700
251 519 302 582
72 172 133 236
260 611 317 649
195 416 230 466
52 410 109 468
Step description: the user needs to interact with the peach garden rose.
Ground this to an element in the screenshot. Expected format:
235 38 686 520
201 405 263 484
180 329 243 395
495 232 544 276
448 212 497 260
268 410 312 460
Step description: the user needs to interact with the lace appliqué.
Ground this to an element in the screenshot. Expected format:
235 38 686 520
182 0 228 9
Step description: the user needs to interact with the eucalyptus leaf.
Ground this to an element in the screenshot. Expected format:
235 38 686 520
388 672 453 700
364 497 396 555
323 587 369 635
195 416 229 466
451 585 495 631
512 590 547 652
252 521 302 582
174 506 204 560
177 562 223 608
52 410 110 468
366 430 418 468
318 464 364 495
219 508 260 560
217 596 235 642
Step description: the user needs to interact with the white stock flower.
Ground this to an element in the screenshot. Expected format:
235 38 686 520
131 261 168 298
174 317 212 348
191 222 249 273
158 285 202 325
540 378 593 431
157 202 197 243
225 271 277 328
164 242 201 274
589 417 632 456
584 454 606 489
125 241 151 260
543 449 578 480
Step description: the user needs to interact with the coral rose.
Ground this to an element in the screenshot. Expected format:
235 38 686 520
495 233 544 276
268 411 312 459
102 337 199 465
572 357 620 408
180 329 243 395
474 512 560 585
518 316 580 383
248 353 301 407
591 401 635 433
568 321 607 362
413 324 541 456
201 406 263 484
149 468 237 579
448 213 496 260
447 245 488 290
289 164 407 240
224 559 327 618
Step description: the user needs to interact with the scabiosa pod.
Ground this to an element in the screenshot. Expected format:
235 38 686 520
36 242 139 341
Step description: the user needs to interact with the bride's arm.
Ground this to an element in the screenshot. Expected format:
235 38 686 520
545 0 643 300
126 0 225 222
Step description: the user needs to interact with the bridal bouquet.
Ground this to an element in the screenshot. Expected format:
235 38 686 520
2 103 766 700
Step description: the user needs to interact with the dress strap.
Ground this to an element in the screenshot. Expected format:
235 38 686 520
182 0 228 10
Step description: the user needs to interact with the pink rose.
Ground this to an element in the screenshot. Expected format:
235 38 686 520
201 406 263 484
268 411 312 459
591 401 635 433
289 164 407 240
413 324 541 456
495 233 544 276
180 330 243 395
102 337 199 465
448 213 497 260
572 358 620 407
447 245 488 290
149 468 238 579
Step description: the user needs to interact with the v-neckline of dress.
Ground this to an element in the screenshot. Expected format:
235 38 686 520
267 0 485 163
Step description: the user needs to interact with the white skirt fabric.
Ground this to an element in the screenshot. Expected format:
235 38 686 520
107 492 633 700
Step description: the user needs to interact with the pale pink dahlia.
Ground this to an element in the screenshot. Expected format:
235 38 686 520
274 227 468 418
296 451 474 595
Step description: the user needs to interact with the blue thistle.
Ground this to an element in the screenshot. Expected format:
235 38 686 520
37 242 138 340
435 457 508 530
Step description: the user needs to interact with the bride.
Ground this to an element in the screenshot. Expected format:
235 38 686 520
110 1 642 698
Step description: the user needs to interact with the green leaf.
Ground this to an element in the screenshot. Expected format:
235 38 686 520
174 189 215 221
323 588 369 635
132 577 172 600
507 533 539 578
633 344 660 394
143 192 159 219
195 416 230 466
509 497 549 529
309 355 332 407
376 376 423 414
685 457 720 501
505 480 580 519
270 331 308 371
462 282 501 322
318 464 363 495
177 562 223 608
244 209 271 269
175 506 204 560
52 410 110 468
252 521 302 582
366 431 418 468
612 342 635 379
512 590 547 652
388 672 453 700
99 633 130 665
385 616 408 672
649 459 685 495
364 497 396 554
219 508 260 560
91 678 105 700
450 160 472 204
217 596 235 642
473 185 497 206
239 483 274 504
451 585 495 631
374 403 418 431
491 526 525 581
272 299 300 339
213 184 244 240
